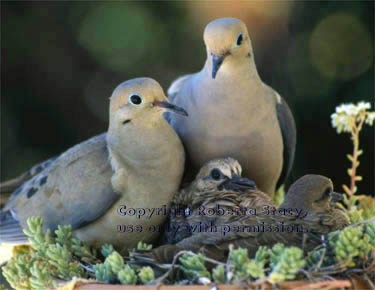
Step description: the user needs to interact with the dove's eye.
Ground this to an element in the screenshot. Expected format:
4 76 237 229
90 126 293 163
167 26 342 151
129 94 143 105
316 187 332 201
324 187 332 197
236 32 243 46
210 168 222 180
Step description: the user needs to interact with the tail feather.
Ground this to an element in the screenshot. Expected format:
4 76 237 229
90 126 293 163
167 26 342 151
0 211 28 244
0 172 30 195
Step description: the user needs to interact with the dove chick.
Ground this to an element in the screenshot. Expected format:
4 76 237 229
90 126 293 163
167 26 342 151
167 18 296 195
164 157 271 244
135 174 349 264
280 174 350 234
1 78 188 254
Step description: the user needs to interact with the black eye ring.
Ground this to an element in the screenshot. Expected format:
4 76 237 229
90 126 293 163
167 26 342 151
210 168 222 180
129 94 142 105
236 32 243 46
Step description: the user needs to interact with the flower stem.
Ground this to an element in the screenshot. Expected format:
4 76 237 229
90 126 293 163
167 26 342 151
348 114 365 197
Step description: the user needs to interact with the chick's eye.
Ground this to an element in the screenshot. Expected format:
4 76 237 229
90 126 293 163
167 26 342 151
324 188 332 197
210 168 221 180
236 32 243 46
317 188 331 201
129 94 142 105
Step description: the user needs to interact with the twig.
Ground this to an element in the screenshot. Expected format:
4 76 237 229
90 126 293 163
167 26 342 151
315 246 327 271
362 273 375 290
78 262 95 273
289 280 351 290
298 269 314 283
248 277 270 289
153 250 190 285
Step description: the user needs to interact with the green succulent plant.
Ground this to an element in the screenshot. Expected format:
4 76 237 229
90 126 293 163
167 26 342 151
268 246 306 283
212 264 226 284
2 101 375 288
179 253 211 280
2 217 90 289
138 266 155 284
117 265 138 285
330 221 374 267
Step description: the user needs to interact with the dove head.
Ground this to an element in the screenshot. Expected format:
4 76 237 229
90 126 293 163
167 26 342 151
281 175 344 212
109 78 187 128
203 18 254 79
107 78 187 159
191 157 256 192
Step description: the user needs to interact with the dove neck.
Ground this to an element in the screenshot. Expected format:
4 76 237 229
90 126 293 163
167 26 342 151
107 124 181 173
105 124 184 206
173 186 195 206
204 53 262 84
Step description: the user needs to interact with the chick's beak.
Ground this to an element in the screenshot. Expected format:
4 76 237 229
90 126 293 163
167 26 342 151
330 192 344 202
153 101 188 116
221 176 257 192
211 54 225 79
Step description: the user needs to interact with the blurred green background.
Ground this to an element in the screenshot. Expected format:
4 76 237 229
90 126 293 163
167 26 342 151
1 1 374 195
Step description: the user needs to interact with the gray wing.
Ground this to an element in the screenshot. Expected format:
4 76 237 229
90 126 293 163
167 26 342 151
0 155 58 198
2 133 121 238
275 96 297 189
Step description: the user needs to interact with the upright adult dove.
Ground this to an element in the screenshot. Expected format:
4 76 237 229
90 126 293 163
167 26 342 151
132 174 349 264
167 18 296 194
0 78 188 254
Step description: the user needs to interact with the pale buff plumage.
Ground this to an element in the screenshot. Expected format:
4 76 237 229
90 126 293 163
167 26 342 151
167 18 296 195
1 78 187 254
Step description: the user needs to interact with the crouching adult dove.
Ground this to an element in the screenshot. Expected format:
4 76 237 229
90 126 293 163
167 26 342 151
0 78 188 254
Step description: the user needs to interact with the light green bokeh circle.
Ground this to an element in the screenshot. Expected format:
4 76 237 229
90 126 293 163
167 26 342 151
309 12 373 81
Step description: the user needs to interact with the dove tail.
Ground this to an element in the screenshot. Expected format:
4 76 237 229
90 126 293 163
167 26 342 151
0 172 31 196
0 210 28 244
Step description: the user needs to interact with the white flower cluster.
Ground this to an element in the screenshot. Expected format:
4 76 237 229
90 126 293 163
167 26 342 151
331 101 375 133
366 112 375 126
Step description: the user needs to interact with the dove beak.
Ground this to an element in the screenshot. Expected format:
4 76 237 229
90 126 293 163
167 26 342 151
330 192 344 202
153 101 188 116
211 54 225 79
221 176 257 191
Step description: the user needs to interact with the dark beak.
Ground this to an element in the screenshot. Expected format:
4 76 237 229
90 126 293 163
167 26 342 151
330 192 344 202
153 101 188 116
221 176 257 192
211 54 225 79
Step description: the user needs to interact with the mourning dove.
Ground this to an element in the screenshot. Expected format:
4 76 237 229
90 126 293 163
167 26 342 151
133 174 349 263
167 18 296 195
0 78 188 254
163 157 270 244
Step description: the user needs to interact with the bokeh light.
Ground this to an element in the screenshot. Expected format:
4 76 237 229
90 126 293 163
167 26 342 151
287 33 336 98
310 12 373 81
76 3 168 72
2 1 374 195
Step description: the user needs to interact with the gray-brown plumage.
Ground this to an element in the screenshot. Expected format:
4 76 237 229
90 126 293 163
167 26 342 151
0 78 188 254
134 174 349 264
167 18 296 195
164 157 271 245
